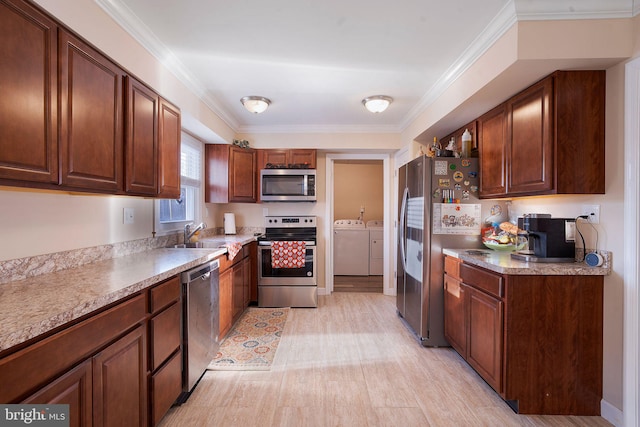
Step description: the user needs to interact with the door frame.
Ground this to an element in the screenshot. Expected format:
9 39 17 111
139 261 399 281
623 57 640 427
325 153 393 295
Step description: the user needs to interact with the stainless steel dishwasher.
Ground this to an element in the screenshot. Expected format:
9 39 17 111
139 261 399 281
179 259 220 402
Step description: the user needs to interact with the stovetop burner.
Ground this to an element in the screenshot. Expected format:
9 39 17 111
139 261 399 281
260 215 317 244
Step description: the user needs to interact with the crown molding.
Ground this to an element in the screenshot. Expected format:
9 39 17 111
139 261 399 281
93 0 240 131
400 1 518 132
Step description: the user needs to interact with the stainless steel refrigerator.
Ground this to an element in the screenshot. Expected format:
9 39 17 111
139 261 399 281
397 155 494 347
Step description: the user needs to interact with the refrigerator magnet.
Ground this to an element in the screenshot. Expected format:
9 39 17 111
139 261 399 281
453 171 464 182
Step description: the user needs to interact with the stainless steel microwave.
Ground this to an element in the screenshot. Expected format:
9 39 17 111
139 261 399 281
260 169 316 202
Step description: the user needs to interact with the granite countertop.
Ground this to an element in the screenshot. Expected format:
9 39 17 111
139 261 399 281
0 234 257 352
443 248 611 276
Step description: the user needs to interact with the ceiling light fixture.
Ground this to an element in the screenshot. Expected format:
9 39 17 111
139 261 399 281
241 96 271 114
362 95 393 113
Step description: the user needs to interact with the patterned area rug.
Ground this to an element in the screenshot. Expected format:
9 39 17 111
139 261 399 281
208 307 289 371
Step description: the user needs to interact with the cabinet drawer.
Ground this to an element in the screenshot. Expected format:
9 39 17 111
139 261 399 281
460 263 503 299
150 350 182 426
150 302 181 372
150 276 181 313
0 293 146 403
444 256 461 280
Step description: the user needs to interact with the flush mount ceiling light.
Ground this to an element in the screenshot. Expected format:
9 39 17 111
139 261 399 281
362 95 393 113
240 96 271 114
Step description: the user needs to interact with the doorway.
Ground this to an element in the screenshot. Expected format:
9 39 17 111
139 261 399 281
333 159 383 293
324 153 393 296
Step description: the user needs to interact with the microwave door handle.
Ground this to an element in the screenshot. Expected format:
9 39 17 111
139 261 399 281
303 174 308 195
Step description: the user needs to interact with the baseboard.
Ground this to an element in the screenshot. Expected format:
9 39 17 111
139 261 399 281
601 399 623 427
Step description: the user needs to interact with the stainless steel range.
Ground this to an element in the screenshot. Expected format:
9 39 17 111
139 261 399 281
257 215 317 308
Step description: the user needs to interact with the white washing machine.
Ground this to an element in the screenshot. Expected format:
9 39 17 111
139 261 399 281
333 219 369 275
367 220 384 276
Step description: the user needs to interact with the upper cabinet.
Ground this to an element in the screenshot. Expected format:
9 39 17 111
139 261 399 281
157 97 181 199
125 76 158 196
58 30 125 192
0 0 58 184
0 0 180 198
205 145 257 203
259 149 317 169
479 70 605 198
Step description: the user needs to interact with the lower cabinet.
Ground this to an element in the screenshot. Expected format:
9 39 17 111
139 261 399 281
93 325 147 427
444 255 604 415
22 360 93 427
218 241 257 339
1 276 184 427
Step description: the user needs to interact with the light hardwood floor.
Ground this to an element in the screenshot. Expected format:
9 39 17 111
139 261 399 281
159 293 612 427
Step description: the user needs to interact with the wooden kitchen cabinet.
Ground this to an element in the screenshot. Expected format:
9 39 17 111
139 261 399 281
124 78 181 198
218 242 256 338
466 283 503 393
148 276 182 426
93 325 147 427
0 275 186 426
445 256 604 415
59 29 125 193
206 144 257 203
219 268 234 339
125 76 158 196
477 103 508 196
157 97 181 199
22 360 93 427
0 0 180 198
443 257 467 357
259 149 317 169
479 70 605 198
0 0 58 185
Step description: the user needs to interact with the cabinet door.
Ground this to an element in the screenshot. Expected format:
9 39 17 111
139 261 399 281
59 30 124 192
232 262 245 321
0 0 58 184
150 350 182 427
229 146 256 202
467 287 503 393
157 97 181 199
444 275 467 358
478 103 507 197
507 77 553 195
259 149 288 169
93 325 147 427
219 268 233 338
125 76 158 195
242 256 251 308
22 360 92 427
289 149 316 168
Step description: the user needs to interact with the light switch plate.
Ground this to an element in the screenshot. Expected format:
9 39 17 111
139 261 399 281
123 207 135 224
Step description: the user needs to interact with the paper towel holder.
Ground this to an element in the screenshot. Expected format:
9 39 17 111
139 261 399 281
224 212 237 235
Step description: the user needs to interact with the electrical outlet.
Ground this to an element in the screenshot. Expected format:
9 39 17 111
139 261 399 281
580 204 600 224
123 207 134 224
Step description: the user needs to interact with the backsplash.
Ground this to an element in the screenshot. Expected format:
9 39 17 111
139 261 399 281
0 226 266 285
0 234 179 285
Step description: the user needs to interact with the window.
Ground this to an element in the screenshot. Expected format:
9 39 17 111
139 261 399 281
155 132 203 234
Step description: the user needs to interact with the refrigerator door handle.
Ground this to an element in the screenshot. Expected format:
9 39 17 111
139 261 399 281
399 186 409 271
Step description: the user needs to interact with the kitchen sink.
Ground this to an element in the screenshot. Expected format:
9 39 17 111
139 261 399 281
169 241 224 249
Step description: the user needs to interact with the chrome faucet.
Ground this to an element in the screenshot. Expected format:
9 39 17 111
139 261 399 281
184 222 207 243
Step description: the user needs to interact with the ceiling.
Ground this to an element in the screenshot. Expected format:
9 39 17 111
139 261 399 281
96 0 634 135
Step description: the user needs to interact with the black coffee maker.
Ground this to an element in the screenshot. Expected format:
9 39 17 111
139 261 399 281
512 214 576 262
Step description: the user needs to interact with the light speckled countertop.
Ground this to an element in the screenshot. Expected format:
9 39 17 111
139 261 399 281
443 248 611 276
0 234 257 352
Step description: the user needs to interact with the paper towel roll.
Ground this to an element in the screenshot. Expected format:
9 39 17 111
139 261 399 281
224 213 236 235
